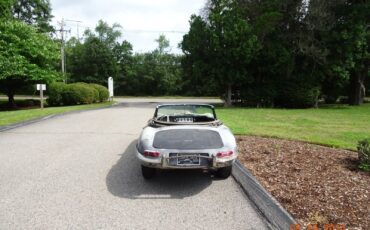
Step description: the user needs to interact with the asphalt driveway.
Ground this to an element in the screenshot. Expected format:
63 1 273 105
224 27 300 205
0 99 268 229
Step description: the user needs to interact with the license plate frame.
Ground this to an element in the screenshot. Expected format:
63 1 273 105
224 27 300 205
176 154 200 166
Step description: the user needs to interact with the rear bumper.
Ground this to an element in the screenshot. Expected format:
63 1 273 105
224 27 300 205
136 148 236 169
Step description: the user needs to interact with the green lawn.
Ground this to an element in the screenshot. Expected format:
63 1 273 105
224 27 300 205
0 102 113 127
217 104 370 150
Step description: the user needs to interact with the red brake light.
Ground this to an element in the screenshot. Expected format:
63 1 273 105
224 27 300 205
144 151 160 158
216 150 233 158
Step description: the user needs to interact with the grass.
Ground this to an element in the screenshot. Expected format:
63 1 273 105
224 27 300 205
216 104 370 150
0 102 113 127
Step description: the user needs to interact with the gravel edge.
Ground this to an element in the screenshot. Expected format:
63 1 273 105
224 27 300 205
0 102 120 132
232 160 296 230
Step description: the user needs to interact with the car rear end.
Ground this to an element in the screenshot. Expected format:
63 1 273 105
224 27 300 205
136 125 237 178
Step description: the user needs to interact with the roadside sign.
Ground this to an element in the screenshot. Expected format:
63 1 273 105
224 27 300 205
108 77 114 98
37 84 46 91
36 84 46 109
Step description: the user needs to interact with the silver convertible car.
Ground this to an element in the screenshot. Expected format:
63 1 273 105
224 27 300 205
136 104 238 179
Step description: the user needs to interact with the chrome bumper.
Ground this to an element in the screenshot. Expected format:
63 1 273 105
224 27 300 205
136 148 236 169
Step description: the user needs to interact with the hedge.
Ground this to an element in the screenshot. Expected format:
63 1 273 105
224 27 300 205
89 83 109 102
48 82 67 106
47 82 109 106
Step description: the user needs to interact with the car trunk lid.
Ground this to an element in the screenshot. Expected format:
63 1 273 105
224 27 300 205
153 129 224 149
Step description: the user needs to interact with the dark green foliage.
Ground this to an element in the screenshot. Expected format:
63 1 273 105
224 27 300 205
12 0 54 32
181 15 218 96
0 0 13 19
66 26 183 96
275 81 320 108
66 21 122 85
67 36 118 85
47 82 66 106
357 138 370 171
89 84 109 102
62 2 368 107
180 0 369 107
182 0 260 106
47 82 107 106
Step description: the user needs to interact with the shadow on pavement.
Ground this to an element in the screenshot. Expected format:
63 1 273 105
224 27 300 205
106 140 213 199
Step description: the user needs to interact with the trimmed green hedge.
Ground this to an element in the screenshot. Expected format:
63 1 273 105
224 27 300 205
90 83 109 102
47 82 109 106
48 83 66 106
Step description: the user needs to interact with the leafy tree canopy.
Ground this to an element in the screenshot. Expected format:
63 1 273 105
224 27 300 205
12 0 54 32
0 20 60 105
0 0 14 20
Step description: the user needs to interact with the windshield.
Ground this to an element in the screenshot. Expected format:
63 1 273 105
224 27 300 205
156 105 215 120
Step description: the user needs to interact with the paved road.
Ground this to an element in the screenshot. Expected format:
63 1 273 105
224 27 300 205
0 100 268 229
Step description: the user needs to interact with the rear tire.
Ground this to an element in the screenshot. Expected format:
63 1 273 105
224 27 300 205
216 166 232 179
141 165 156 179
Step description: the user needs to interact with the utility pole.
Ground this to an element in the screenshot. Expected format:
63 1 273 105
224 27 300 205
65 19 82 41
56 18 70 83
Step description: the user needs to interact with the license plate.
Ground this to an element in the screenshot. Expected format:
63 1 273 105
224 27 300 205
177 154 200 165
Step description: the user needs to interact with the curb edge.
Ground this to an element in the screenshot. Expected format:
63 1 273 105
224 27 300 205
232 160 296 230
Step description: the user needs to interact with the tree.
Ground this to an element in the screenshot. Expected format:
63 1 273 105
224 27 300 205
0 0 14 20
152 35 182 94
66 21 122 84
155 34 170 54
0 20 60 106
182 0 259 106
335 0 369 105
92 20 122 48
113 40 134 94
236 0 326 107
67 36 118 85
12 0 54 32
181 15 217 96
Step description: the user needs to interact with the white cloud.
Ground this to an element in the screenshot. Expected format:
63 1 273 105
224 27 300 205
50 0 205 53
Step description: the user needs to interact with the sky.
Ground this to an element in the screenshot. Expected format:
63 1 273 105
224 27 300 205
50 0 206 54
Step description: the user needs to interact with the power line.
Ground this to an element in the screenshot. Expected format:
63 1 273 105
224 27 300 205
55 18 71 83
65 19 83 40
69 24 186 34
122 29 186 34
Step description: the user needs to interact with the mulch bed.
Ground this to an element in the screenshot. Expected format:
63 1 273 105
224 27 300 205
237 136 369 229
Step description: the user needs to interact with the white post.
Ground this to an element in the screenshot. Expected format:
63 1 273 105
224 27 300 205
37 84 46 109
108 77 114 102
40 87 44 109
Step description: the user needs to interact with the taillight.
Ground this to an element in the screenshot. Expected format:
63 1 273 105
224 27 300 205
144 151 160 158
216 150 233 158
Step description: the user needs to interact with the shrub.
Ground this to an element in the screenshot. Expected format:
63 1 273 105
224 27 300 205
275 81 320 108
62 83 97 105
89 83 109 102
47 82 108 106
71 82 99 104
357 138 370 171
47 82 66 106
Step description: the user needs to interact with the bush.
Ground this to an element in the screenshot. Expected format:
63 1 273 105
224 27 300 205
275 81 320 108
89 83 109 102
47 82 106 106
47 82 66 106
357 138 370 171
62 83 97 105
